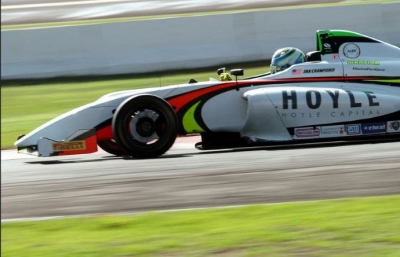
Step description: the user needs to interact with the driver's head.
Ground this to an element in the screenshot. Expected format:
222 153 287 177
270 47 305 74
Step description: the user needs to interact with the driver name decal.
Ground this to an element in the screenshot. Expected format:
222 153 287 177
303 68 335 73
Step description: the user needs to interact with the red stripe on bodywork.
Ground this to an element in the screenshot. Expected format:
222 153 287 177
97 125 114 140
167 81 238 112
93 76 379 139
166 76 377 112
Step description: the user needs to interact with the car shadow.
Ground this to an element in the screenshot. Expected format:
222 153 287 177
24 136 400 165
196 136 400 155
25 153 193 165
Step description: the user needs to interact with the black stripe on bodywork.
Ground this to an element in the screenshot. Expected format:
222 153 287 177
95 118 113 130
167 76 399 103
176 84 255 134
169 77 399 134
88 77 399 135
69 128 96 141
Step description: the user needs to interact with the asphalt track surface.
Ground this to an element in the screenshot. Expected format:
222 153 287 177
2 0 399 221
2 136 400 220
1 0 343 25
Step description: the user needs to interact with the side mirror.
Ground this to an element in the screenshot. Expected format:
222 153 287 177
230 69 244 82
230 69 244 76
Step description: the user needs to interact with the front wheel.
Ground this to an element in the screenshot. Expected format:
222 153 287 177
112 95 178 158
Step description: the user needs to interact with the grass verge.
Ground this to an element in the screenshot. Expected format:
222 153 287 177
2 195 400 257
1 64 267 149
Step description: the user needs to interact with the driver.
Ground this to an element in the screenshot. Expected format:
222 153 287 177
270 47 305 74
218 67 233 81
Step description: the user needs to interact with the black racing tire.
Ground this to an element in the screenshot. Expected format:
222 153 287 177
112 94 178 158
98 139 126 156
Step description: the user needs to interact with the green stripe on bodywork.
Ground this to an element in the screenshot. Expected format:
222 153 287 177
182 101 205 133
316 30 366 51
365 79 400 83
327 30 365 37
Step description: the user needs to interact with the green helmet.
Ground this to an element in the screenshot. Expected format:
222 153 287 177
270 47 305 74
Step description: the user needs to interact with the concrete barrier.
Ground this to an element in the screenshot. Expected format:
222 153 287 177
1 2 400 79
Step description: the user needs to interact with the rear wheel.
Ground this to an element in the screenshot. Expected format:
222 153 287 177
97 139 126 156
112 95 178 158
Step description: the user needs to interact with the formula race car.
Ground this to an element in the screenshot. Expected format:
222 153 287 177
15 29 400 158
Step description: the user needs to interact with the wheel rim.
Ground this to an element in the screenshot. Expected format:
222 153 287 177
127 108 165 144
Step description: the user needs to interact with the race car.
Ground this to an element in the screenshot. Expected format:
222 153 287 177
15 29 400 158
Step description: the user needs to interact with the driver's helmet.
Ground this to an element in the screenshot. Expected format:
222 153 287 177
270 47 305 74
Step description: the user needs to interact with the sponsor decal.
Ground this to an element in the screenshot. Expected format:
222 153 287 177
345 124 362 135
323 43 331 49
295 127 320 138
387 121 400 133
322 41 333 53
280 90 381 119
352 67 385 72
52 141 86 152
282 90 379 110
319 125 345 138
361 122 386 135
332 54 339 60
347 61 380 65
303 68 335 73
281 110 380 119
291 69 302 75
343 43 361 58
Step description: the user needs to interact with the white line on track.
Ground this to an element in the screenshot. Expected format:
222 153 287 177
1 196 372 223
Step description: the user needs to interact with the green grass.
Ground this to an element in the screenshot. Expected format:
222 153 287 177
2 0 398 30
1 65 268 149
2 195 400 257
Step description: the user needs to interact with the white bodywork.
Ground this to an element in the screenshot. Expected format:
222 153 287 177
14 30 400 156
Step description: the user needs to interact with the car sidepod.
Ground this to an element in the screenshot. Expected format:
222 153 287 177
240 83 400 142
